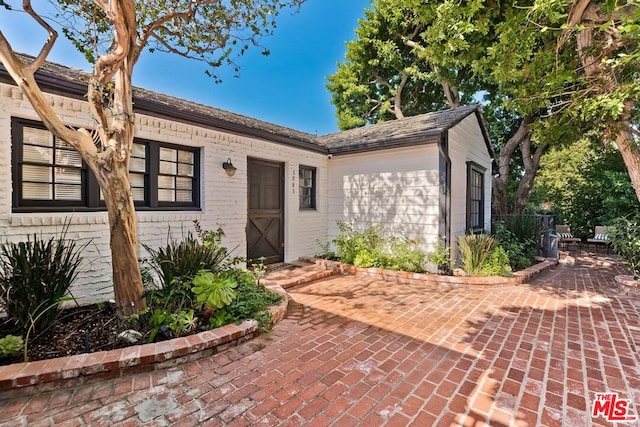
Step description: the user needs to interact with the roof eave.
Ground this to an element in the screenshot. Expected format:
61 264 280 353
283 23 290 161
0 67 328 155
328 132 442 156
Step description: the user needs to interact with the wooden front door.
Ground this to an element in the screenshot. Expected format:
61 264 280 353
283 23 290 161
247 158 284 264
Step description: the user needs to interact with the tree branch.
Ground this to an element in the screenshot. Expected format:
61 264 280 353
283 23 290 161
497 116 533 183
133 7 195 64
22 0 57 71
92 0 132 84
0 34 98 162
394 73 408 119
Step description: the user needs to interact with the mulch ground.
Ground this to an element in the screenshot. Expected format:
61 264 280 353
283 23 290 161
0 304 130 365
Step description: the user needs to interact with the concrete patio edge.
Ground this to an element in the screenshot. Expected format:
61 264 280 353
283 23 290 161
0 285 288 395
298 256 559 287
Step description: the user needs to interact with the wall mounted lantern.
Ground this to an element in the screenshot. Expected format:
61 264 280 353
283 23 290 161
222 158 237 177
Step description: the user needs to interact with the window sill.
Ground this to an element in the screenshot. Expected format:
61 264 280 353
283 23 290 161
8 210 204 226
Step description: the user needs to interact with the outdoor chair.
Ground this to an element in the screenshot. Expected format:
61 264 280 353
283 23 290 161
586 226 612 253
556 225 581 251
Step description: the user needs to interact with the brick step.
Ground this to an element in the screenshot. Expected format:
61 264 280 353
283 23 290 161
262 263 337 289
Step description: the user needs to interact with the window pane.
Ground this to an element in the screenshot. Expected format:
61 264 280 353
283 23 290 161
160 147 177 161
177 190 192 202
177 163 194 177
131 143 146 158
130 157 146 173
55 150 82 167
23 145 53 164
55 184 82 200
176 176 192 190
22 165 51 183
158 175 175 189
160 161 176 175
178 150 194 164
130 173 145 188
131 187 145 201
55 167 81 184
158 189 175 202
24 127 52 147
23 182 52 199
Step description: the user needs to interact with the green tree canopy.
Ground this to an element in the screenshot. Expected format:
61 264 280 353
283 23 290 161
327 0 640 215
533 140 640 238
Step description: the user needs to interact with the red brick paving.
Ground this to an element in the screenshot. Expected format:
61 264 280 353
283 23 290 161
1 254 639 426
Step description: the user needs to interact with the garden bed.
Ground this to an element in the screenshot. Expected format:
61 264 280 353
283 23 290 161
0 285 288 395
299 256 558 288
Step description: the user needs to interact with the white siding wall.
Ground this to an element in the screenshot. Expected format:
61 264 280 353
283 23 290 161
0 83 327 305
327 145 441 253
448 113 493 260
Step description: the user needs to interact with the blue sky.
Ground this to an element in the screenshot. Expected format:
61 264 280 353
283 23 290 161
0 1 371 135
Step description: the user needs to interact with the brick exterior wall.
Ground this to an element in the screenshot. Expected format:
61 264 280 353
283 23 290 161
0 82 328 305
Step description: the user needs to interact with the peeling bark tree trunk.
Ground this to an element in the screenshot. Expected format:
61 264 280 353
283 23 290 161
97 164 145 316
95 63 146 317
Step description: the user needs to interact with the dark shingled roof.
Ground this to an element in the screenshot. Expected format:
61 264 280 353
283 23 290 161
319 104 490 155
1 55 492 157
1 54 324 153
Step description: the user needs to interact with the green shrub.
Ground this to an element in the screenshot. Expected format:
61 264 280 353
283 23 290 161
458 234 496 276
0 229 85 332
331 221 426 272
481 246 512 276
143 221 241 289
384 235 426 273
495 214 545 246
142 222 243 312
492 222 535 270
148 309 198 342
211 270 283 331
353 250 376 268
0 335 24 358
333 221 384 265
609 216 640 279
427 237 451 274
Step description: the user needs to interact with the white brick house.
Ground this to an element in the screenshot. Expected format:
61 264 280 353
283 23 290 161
0 59 493 305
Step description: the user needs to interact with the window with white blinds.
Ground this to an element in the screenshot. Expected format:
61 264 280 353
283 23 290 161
12 118 200 211
19 125 85 205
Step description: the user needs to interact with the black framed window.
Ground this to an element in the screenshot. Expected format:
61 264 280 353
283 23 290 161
466 162 486 232
299 166 316 210
99 141 148 206
157 146 197 206
13 119 86 208
12 117 200 212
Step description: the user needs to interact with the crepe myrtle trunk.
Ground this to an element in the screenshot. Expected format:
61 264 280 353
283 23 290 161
96 161 146 317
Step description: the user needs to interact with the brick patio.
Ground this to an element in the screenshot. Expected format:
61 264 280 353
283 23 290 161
1 254 639 426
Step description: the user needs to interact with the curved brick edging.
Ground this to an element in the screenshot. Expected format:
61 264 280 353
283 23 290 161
614 275 640 295
299 256 558 288
0 285 288 396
